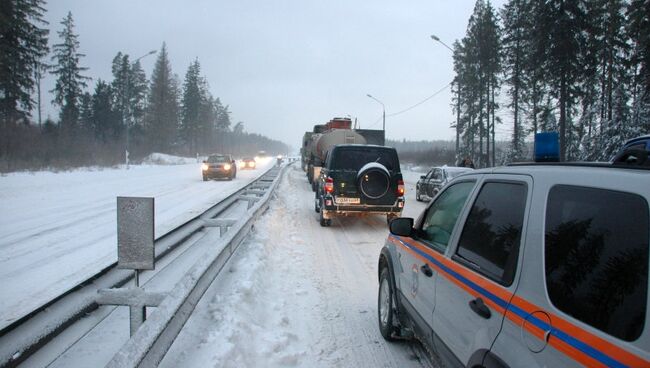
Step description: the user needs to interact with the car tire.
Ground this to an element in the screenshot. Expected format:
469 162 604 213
315 194 320 213
386 214 398 225
319 200 331 227
202 176 207 181
378 267 398 340
416 188 422 202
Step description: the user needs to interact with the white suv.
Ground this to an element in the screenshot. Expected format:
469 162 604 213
378 163 649 368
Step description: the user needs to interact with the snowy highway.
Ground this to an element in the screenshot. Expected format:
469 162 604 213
2 160 435 367
159 164 432 367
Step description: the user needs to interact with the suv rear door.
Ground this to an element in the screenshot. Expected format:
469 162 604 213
431 175 532 367
492 179 650 367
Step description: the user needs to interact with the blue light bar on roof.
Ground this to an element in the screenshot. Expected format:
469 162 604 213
534 132 560 162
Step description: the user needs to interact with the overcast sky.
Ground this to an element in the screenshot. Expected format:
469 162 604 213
41 0 507 149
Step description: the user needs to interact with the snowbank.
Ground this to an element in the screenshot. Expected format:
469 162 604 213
141 153 198 165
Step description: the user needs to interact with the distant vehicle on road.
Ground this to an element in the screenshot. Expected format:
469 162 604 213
415 166 473 201
240 157 256 170
202 154 237 181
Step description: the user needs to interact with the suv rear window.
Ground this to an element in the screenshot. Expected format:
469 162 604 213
330 147 399 172
545 185 649 341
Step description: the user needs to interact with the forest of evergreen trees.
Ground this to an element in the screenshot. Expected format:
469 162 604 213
451 0 649 167
0 2 289 172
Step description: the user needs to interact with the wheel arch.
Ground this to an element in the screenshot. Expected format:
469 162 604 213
467 349 510 368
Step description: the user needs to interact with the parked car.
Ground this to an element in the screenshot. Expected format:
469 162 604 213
378 162 649 368
314 144 404 227
202 154 237 181
415 166 473 201
612 134 650 166
240 157 256 170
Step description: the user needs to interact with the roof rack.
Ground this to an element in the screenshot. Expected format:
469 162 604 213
507 161 650 171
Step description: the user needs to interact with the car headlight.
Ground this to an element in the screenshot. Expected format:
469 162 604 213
223 163 231 171
201 164 209 171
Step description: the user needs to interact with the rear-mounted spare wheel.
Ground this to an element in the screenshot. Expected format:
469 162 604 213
357 162 390 199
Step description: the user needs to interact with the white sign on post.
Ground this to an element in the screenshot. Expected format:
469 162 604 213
117 197 155 270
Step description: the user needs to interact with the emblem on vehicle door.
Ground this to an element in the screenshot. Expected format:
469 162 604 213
411 264 419 297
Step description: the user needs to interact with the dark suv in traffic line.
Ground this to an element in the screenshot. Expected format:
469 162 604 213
202 154 237 181
314 144 405 227
377 163 649 368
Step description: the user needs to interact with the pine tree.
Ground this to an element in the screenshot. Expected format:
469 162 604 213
0 0 49 168
111 52 129 133
544 0 587 161
0 0 49 122
181 59 204 155
627 0 650 136
501 0 529 161
50 11 89 132
91 79 120 143
146 43 180 153
453 0 501 167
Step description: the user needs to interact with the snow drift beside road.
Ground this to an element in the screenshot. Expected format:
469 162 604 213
0 159 272 330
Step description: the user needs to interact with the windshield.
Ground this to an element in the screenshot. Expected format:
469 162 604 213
207 155 229 163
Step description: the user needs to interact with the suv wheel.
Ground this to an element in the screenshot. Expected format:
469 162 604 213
378 267 397 340
202 175 207 182
387 214 397 225
416 188 422 202
319 201 331 227
314 194 320 213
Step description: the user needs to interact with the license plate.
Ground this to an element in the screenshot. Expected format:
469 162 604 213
336 197 360 204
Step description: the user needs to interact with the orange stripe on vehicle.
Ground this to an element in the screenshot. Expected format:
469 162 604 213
388 235 650 368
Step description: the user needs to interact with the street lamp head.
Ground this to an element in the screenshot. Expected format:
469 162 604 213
366 94 372 98
430 35 440 41
148 50 157 55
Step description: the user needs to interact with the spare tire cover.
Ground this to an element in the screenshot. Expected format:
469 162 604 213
357 162 390 199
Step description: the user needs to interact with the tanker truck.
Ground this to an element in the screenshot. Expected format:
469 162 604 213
304 117 385 191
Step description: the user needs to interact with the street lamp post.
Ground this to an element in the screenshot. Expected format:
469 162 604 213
430 34 460 160
366 94 385 132
125 49 157 169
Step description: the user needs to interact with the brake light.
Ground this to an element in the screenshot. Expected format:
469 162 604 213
324 177 334 193
397 179 405 196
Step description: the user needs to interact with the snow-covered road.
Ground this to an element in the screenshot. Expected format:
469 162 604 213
0 161 273 330
160 164 432 367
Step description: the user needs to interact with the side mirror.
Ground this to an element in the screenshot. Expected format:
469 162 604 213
420 175 425 179
389 217 414 237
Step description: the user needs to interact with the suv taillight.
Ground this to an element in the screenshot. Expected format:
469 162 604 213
397 179 405 196
324 177 334 194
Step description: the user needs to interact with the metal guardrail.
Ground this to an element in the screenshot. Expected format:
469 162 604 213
107 164 286 367
0 164 283 368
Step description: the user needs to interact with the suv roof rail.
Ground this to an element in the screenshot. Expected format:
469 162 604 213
507 161 650 171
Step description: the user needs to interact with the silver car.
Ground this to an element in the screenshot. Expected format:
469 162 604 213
415 166 473 201
378 163 650 368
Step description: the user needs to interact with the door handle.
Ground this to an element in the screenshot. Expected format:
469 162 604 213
469 297 491 319
420 264 433 277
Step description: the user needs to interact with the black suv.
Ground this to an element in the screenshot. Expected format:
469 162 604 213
314 144 404 226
